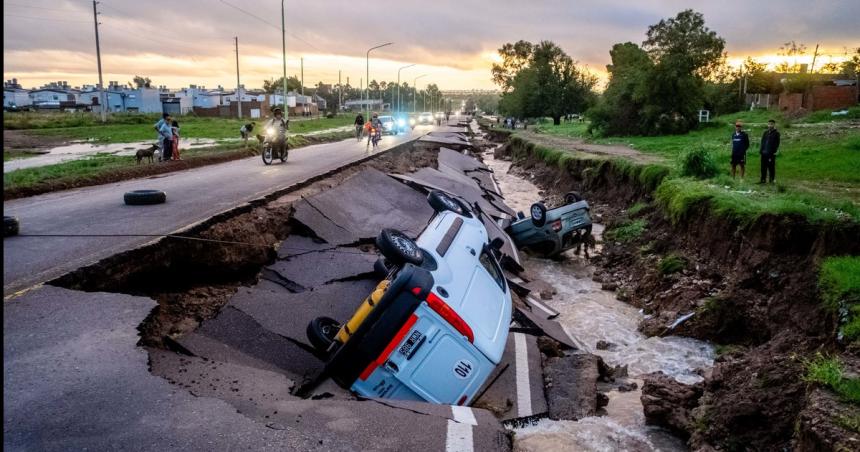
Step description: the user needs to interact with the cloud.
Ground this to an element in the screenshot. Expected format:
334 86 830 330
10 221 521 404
3 0 858 89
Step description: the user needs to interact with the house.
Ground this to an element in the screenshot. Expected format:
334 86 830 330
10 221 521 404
288 91 318 116
124 87 163 113
3 79 32 109
343 98 383 112
29 88 80 110
313 94 327 111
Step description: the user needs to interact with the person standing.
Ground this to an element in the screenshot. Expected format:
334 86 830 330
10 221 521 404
157 115 173 162
154 112 169 160
240 122 255 147
170 120 181 160
730 121 750 179
759 119 780 184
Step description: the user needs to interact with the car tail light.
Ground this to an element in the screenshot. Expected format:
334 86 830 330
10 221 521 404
551 219 562 232
412 288 474 343
457 395 468 406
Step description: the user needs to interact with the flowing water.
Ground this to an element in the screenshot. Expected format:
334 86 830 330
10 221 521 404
483 146 713 451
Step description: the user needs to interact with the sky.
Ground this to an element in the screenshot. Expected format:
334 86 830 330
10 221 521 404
3 0 859 91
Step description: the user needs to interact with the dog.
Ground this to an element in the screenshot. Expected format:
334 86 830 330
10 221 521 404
135 144 159 164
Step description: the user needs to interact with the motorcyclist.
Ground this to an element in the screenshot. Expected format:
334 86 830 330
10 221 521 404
354 112 365 141
265 108 289 157
366 112 382 147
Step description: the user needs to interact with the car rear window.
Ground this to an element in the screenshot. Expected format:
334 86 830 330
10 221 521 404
479 248 506 292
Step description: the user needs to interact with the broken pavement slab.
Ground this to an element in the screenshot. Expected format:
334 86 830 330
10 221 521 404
473 332 548 422
3 285 328 451
267 246 378 288
228 280 377 348
439 147 490 173
292 167 434 245
276 234 336 259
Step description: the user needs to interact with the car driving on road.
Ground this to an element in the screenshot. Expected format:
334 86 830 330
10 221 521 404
308 190 512 405
418 112 434 125
378 115 397 135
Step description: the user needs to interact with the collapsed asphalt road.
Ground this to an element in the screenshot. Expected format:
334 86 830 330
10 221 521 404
4 118 607 451
3 128 426 297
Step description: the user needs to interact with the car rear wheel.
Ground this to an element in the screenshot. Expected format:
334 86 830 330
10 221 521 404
307 316 341 352
428 190 469 216
530 202 547 227
376 229 423 267
564 191 583 204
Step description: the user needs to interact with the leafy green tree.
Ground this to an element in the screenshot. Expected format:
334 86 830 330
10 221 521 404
494 40 596 125
132 76 152 88
263 76 302 94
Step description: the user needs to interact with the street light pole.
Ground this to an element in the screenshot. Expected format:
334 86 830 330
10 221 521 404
91 0 106 122
413 74 427 113
397 64 415 114
366 42 392 120
281 0 287 114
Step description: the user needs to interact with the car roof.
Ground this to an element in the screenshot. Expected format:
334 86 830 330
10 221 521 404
378 115 393 120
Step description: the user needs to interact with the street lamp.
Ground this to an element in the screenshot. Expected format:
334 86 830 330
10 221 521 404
397 63 415 114
366 42 393 119
281 1 287 114
413 74 427 113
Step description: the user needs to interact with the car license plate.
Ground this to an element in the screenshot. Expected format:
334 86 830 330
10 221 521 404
398 330 423 357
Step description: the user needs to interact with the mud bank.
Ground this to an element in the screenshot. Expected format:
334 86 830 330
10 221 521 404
490 129 860 450
51 143 438 347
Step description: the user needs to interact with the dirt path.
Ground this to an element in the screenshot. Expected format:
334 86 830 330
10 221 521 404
4 129 69 151
518 131 665 165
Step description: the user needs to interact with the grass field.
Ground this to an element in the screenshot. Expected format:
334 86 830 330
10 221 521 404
3 112 355 143
529 107 860 223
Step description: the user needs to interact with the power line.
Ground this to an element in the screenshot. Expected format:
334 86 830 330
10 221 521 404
3 13 90 23
4 2 90 15
218 0 322 52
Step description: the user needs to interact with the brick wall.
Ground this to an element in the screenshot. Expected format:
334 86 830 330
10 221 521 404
811 85 857 111
778 93 804 114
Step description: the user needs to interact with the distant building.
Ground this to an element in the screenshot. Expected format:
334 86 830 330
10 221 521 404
124 87 162 113
343 98 383 111
3 78 32 108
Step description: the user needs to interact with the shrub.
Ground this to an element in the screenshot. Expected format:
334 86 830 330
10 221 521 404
627 202 648 216
604 219 646 243
820 256 860 342
679 146 720 179
803 353 860 403
658 253 686 275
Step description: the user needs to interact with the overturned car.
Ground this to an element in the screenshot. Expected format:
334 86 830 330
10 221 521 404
507 191 592 257
307 190 512 405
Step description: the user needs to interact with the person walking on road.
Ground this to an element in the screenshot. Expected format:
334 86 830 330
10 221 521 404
170 120 181 160
759 119 780 184
354 112 365 141
157 115 174 162
730 120 749 179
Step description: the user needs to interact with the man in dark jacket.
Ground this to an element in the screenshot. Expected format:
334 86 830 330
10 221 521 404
759 119 780 183
730 121 750 179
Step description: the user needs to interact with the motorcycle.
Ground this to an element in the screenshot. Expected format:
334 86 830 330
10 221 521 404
261 126 288 165
370 126 382 148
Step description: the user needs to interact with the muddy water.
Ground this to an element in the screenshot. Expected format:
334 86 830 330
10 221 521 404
483 147 713 451
3 138 217 172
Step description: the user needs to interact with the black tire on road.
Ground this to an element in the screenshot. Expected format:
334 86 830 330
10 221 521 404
280 149 288 163
262 143 273 165
530 202 548 227
307 316 340 352
124 190 166 206
564 191 583 204
4 216 20 237
376 229 423 267
428 190 469 216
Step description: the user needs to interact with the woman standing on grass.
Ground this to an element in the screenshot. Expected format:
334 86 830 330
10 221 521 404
171 120 181 160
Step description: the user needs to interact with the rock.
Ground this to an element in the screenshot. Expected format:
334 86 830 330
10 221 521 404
601 282 619 291
537 336 565 358
640 372 703 439
617 380 638 392
542 353 601 420
795 387 860 452
595 340 615 351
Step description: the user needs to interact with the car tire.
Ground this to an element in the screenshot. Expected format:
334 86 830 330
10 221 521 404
307 316 340 352
4 216 20 237
530 202 547 227
428 190 469 216
564 191 583 204
124 190 166 205
374 257 393 277
376 229 423 267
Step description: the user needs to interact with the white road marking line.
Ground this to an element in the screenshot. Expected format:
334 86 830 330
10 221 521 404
526 295 558 317
514 332 533 417
451 405 477 425
446 419 474 452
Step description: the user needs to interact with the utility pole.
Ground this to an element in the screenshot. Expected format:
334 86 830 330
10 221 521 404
235 37 242 119
810 43 820 73
413 74 427 113
338 70 342 112
91 0 106 122
301 57 304 96
281 0 287 114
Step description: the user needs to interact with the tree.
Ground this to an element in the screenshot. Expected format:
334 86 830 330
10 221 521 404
263 76 301 93
776 41 807 72
132 76 151 88
839 47 860 78
494 40 596 124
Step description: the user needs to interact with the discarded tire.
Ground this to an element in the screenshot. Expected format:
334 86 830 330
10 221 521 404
427 190 469 216
564 191 583 204
530 202 548 227
4 216 20 237
376 228 423 267
307 316 340 352
124 190 166 205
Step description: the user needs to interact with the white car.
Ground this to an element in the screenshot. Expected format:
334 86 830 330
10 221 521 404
378 115 396 135
308 190 512 405
418 112 434 124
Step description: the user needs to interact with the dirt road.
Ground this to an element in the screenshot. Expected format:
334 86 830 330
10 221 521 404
517 131 665 164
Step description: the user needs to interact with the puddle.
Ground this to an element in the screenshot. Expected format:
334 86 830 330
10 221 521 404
4 138 218 172
483 144 712 451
